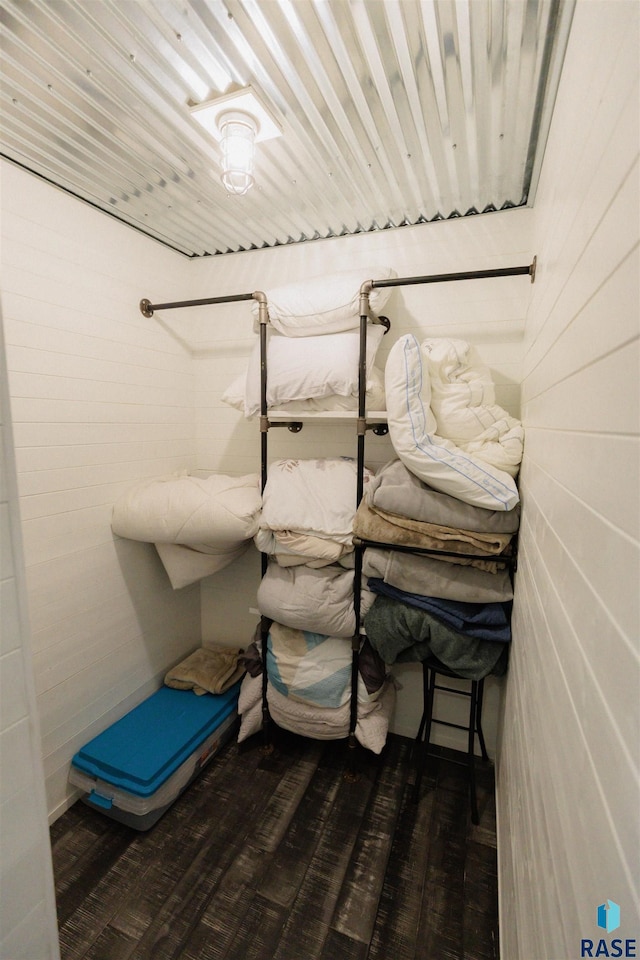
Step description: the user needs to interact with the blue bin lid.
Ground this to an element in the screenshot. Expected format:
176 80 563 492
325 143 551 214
71 682 240 797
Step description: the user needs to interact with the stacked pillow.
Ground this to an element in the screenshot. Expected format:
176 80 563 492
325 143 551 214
223 326 386 417
250 265 397 336
222 266 395 417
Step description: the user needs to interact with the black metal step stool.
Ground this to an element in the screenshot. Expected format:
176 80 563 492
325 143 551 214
412 656 489 824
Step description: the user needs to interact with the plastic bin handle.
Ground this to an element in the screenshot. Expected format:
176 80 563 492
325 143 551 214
89 789 113 810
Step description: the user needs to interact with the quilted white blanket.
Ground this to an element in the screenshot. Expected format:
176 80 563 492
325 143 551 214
237 672 395 754
111 472 262 587
423 338 524 476
385 335 522 511
257 563 374 637
257 457 374 564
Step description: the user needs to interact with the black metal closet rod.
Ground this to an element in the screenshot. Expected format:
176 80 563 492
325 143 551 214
140 259 536 318
139 290 265 318
369 258 536 292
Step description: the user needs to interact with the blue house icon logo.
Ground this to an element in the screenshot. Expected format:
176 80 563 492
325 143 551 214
597 901 621 934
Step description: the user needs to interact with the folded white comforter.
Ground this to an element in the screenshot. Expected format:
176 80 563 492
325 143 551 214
257 563 374 638
237 672 395 754
112 472 262 587
424 338 524 476
385 335 521 511
257 458 374 564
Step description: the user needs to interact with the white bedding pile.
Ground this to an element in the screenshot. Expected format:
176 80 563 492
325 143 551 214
111 473 261 588
266 622 383 708
225 268 396 753
385 335 522 511
237 671 395 754
252 457 383 749
424 339 524 476
257 563 374 637
256 457 373 565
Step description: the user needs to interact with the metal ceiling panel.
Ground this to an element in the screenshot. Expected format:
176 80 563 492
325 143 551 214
0 0 574 256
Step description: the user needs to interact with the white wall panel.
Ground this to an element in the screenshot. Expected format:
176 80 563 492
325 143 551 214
522 430 639 554
1 160 201 822
0 313 60 958
497 3 640 957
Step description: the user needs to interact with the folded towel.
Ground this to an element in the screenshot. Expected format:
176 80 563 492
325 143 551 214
164 646 245 696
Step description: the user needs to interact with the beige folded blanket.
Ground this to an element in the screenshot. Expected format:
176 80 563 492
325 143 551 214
368 504 513 554
164 647 245 696
353 501 511 572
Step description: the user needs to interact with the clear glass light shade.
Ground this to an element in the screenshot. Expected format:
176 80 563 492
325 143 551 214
219 111 257 196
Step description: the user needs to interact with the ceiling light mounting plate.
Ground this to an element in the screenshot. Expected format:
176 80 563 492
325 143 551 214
189 86 281 143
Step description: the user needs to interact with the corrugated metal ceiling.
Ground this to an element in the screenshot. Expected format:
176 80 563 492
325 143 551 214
0 0 574 256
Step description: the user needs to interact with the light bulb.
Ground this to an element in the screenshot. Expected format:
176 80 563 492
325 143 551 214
218 111 257 196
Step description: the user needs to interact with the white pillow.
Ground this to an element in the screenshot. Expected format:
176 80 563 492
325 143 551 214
251 266 397 336
385 335 520 511
238 326 385 417
222 365 386 415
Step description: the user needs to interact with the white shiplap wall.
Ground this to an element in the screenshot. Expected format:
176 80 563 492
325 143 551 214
1 309 60 960
1 161 202 822
186 208 534 746
497 2 640 958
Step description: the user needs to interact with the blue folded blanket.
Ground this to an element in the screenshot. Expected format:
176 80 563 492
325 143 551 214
368 578 511 643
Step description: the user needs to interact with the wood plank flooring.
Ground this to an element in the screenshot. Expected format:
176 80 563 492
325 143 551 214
50 730 499 960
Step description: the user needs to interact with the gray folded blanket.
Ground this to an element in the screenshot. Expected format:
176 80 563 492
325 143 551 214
363 548 514 603
164 646 245 696
367 459 521 533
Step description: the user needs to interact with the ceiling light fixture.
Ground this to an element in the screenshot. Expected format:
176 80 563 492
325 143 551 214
190 86 281 197
218 110 256 196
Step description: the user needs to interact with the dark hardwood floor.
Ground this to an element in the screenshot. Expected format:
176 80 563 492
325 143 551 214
50 730 499 960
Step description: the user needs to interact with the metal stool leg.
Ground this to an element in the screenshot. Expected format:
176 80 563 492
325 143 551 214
414 659 430 746
475 677 489 761
412 663 436 803
468 680 480 825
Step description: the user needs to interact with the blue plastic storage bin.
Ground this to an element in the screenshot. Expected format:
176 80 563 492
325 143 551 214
69 682 240 829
